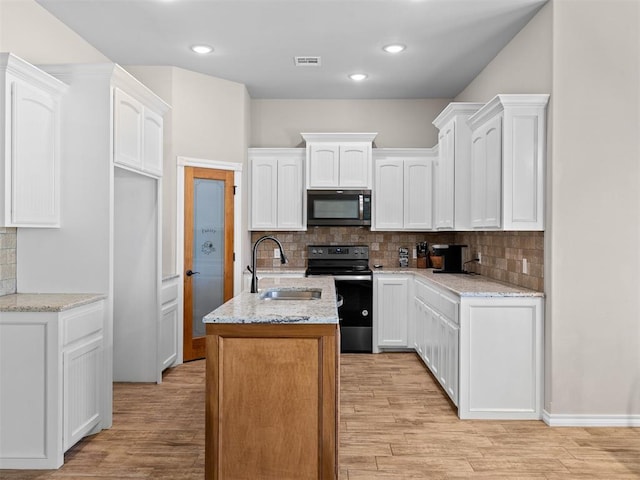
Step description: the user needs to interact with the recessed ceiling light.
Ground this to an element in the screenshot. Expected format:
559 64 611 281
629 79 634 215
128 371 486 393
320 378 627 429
349 73 368 81
191 44 213 54
383 44 406 54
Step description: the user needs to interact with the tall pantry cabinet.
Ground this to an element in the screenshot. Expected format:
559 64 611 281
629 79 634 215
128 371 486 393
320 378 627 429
16 64 170 426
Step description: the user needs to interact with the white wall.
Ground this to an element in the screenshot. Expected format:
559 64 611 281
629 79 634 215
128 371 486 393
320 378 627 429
456 0 640 418
454 2 553 103
549 0 640 416
250 99 451 148
0 0 109 63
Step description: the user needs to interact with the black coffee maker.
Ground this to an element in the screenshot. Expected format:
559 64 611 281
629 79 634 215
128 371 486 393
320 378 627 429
432 244 467 273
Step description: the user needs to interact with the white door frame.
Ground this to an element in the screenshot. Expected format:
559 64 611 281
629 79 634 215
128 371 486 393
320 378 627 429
176 156 243 364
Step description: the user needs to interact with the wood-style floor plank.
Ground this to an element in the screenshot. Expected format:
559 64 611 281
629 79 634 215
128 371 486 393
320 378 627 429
3 353 640 479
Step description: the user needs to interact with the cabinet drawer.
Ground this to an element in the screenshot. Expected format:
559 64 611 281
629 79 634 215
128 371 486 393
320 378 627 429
62 301 104 347
438 294 459 325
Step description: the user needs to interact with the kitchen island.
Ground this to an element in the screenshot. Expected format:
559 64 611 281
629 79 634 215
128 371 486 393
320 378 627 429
203 276 339 480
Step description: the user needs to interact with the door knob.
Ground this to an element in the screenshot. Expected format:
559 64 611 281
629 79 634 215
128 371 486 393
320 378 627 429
186 270 200 277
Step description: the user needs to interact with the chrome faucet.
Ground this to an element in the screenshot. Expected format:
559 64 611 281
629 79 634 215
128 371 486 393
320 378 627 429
251 235 287 293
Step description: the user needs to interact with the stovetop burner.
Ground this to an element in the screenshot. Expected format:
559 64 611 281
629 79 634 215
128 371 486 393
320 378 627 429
305 245 372 276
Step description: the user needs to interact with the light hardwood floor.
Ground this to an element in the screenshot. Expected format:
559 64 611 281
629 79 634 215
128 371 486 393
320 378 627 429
3 353 640 479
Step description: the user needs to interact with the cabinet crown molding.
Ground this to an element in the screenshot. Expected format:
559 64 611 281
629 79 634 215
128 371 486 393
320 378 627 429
300 132 377 143
39 63 170 114
0 52 68 96
468 94 549 130
432 102 484 129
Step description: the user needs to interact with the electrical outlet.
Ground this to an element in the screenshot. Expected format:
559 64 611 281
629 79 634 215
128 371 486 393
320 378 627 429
273 248 280 259
412 247 417 259
477 252 482 264
522 258 528 274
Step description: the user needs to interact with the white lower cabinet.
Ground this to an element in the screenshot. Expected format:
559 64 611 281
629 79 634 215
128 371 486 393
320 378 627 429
459 296 543 420
413 277 459 405
374 274 410 350
386 274 543 418
160 276 179 371
0 299 106 469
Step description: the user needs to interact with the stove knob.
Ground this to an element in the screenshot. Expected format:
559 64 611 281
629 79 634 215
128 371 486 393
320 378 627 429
311 249 317 255
318 249 324 254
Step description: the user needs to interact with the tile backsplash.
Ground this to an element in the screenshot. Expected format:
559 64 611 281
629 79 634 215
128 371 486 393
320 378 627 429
251 228 544 292
0 228 17 296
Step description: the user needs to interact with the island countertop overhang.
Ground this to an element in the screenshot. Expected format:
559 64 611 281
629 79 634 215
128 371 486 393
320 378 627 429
203 276 338 325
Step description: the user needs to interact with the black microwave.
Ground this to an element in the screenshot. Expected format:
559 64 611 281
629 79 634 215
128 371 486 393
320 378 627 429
307 190 371 227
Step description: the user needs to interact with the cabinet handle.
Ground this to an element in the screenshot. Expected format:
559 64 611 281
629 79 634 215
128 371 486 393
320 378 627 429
186 270 200 277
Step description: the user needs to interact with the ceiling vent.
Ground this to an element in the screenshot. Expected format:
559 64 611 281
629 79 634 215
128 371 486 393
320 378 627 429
294 56 321 67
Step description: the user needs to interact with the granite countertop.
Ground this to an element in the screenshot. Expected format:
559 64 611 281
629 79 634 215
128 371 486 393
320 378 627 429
203 276 338 325
374 267 543 297
0 293 107 312
244 268 307 275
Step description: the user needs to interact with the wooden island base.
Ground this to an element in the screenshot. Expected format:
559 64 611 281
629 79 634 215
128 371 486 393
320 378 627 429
205 323 339 480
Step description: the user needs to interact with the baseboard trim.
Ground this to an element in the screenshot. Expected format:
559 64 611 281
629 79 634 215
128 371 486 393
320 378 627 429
543 410 640 427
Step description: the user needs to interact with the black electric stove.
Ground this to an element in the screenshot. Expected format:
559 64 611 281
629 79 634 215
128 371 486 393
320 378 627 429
306 245 373 353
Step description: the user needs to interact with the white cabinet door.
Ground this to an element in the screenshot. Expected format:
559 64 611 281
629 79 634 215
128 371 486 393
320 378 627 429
249 149 305 230
277 156 304 229
404 159 433 230
308 144 339 187
63 335 102 451
142 107 163 176
1 54 66 228
160 301 178 371
338 144 369 187
373 159 404 229
471 115 502 228
250 156 278 229
443 317 459 405
113 88 143 171
375 275 410 348
10 81 60 226
435 125 455 229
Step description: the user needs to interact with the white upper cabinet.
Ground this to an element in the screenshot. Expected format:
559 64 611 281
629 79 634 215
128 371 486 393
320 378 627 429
468 94 549 230
373 149 435 231
432 103 483 231
0 53 68 228
114 86 164 177
249 148 305 231
301 132 376 189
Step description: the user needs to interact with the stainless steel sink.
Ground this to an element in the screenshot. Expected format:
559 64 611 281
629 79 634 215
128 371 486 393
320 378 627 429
259 288 322 301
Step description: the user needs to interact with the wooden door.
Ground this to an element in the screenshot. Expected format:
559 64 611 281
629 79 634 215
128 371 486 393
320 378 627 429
184 167 234 361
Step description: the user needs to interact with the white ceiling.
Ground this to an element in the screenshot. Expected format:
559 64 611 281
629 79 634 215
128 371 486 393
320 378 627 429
35 0 548 99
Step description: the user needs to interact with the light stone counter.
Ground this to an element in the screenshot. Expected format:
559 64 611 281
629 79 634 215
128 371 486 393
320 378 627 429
203 276 338 324
0 293 106 312
374 267 543 297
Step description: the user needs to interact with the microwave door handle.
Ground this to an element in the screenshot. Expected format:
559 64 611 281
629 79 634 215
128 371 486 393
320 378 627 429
359 194 364 220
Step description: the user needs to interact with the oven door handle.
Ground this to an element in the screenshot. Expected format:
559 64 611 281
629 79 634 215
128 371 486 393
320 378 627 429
332 275 372 281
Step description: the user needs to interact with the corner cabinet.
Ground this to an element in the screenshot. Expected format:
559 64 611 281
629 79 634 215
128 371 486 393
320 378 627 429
0 53 68 227
372 149 435 231
432 103 483 231
468 94 549 230
301 132 377 189
249 148 305 230
0 299 106 469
